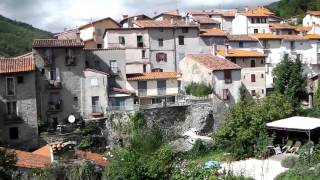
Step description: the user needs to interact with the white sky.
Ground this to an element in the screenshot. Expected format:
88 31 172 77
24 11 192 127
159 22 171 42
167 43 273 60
0 0 278 32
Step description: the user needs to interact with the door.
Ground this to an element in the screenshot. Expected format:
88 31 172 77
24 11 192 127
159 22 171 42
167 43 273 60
92 96 100 113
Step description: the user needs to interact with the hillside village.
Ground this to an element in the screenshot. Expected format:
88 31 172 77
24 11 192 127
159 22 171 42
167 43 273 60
3 5 320 179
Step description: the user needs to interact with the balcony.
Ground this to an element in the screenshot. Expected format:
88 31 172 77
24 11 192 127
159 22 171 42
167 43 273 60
138 89 147 97
91 105 104 116
157 88 166 96
48 101 62 112
48 80 62 89
3 114 23 125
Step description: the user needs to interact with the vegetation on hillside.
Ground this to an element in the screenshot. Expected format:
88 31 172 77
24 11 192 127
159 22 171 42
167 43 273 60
0 15 52 57
267 0 320 23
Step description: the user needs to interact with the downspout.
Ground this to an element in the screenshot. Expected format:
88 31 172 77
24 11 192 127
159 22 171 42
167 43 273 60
173 27 177 72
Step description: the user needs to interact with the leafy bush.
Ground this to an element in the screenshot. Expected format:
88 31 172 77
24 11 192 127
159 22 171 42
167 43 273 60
0 148 18 179
281 156 298 168
214 93 293 159
254 130 275 159
185 83 213 97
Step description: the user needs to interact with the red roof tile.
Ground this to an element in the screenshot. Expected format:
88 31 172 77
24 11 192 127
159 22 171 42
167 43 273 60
194 17 220 24
307 10 320 16
132 20 198 28
78 17 120 30
127 72 178 80
218 49 266 58
32 39 85 48
76 150 109 167
240 7 274 17
200 28 226 36
187 54 241 71
0 52 35 74
227 35 258 42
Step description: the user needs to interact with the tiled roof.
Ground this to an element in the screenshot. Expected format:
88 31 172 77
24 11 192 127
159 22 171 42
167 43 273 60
76 150 109 167
199 28 226 36
222 11 236 17
78 17 120 30
295 26 312 32
253 33 283 39
280 34 306 40
304 34 320 39
270 23 296 30
187 54 241 71
307 10 320 16
188 11 235 17
240 7 274 17
33 39 85 48
227 34 258 42
32 144 52 158
161 11 181 17
127 72 178 81
218 48 266 58
194 17 220 24
0 52 35 74
132 20 198 28
1 148 51 169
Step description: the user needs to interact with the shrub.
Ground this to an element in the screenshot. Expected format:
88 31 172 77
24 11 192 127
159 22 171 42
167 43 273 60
185 83 213 97
281 156 298 168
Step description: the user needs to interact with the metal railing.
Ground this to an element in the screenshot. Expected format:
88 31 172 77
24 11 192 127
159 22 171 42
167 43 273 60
92 105 103 114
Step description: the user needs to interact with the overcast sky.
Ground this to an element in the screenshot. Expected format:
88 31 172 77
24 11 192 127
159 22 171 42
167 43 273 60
0 0 278 33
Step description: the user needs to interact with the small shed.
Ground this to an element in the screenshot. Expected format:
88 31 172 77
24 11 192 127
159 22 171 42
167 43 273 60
266 116 320 141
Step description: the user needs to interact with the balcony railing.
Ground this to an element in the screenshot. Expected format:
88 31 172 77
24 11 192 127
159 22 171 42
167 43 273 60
92 105 103 115
4 114 23 125
157 88 166 96
48 101 62 112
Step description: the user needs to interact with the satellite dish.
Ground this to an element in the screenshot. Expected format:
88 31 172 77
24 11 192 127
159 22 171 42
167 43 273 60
68 115 76 124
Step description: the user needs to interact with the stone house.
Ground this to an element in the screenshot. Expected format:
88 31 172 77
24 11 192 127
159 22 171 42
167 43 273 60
79 17 120 49
303 10 320 27
217 48 267 97
119 14 151 28
0 53 38 149
199 28 227 49
179 54 241 104
226 35 261 50
232 7 281 34
153 11 183 21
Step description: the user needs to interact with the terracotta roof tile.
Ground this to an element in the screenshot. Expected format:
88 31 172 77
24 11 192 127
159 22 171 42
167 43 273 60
253 33 283 39
270 23 296 30
295 26 312 32
280 34 306 40
111 87 135 95
1 148 51 169
218 48 266 58
78 17 120 30
222 11 236 17
187 54 241 71
32 39 85 48
76 151 109 167
32 144 51 158
160 11 181 17
127 72 178 81
307 10 320 16
194 17 220 24
0 52 35 74
200 28 226 36
240 7 274 17
227 34 258 42
304 34 320 39
132 20 198 28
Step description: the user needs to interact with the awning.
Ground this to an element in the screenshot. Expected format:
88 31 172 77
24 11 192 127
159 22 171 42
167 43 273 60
266 116 320 132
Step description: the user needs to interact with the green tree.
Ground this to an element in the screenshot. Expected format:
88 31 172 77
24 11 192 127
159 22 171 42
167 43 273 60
0 148 17 179
273 55 306 109
214 93 293 159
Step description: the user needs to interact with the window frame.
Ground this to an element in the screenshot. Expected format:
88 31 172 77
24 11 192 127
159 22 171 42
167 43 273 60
251 74 256 82
224 70 232 84
178 36 184 45
6 77 15 96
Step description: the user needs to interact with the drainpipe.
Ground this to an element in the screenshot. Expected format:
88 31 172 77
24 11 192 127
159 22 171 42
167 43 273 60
173 27 177 72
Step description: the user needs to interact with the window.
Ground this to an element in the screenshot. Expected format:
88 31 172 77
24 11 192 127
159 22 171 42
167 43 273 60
110 60 118 74
239 42 244 48
251 18 255 24
6 77 15 96
91 78 98 86
119 36 125 45
143 64 147 73
17 76 24 84
223 89 229 100
74 96 78 101
92 96 100 113
157 80 166 95
251 90 256 96
158 38 164 47
251 74 256 82
94 60 101 71
261 73 264 78
152 68 163 72
50 68 60 81
137 35 143 47
65 49 76 65
97 44 103 49
257 18 261 23
41 69 45 75
261 89 265 94
224 70 232 84
142 50 146 58
254 29 258 33
156 53 167 62
138 81 147 96
182 27 188 33
250 60 256 67
178 36 184 45
290 41 295 51
9 127 19 140
7 101 17 115
261 59 265 64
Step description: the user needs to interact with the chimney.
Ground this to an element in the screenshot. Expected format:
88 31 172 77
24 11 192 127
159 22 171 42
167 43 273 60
76 32 81 42
212 44 217 56
122 15 128 20
225 44 230 55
